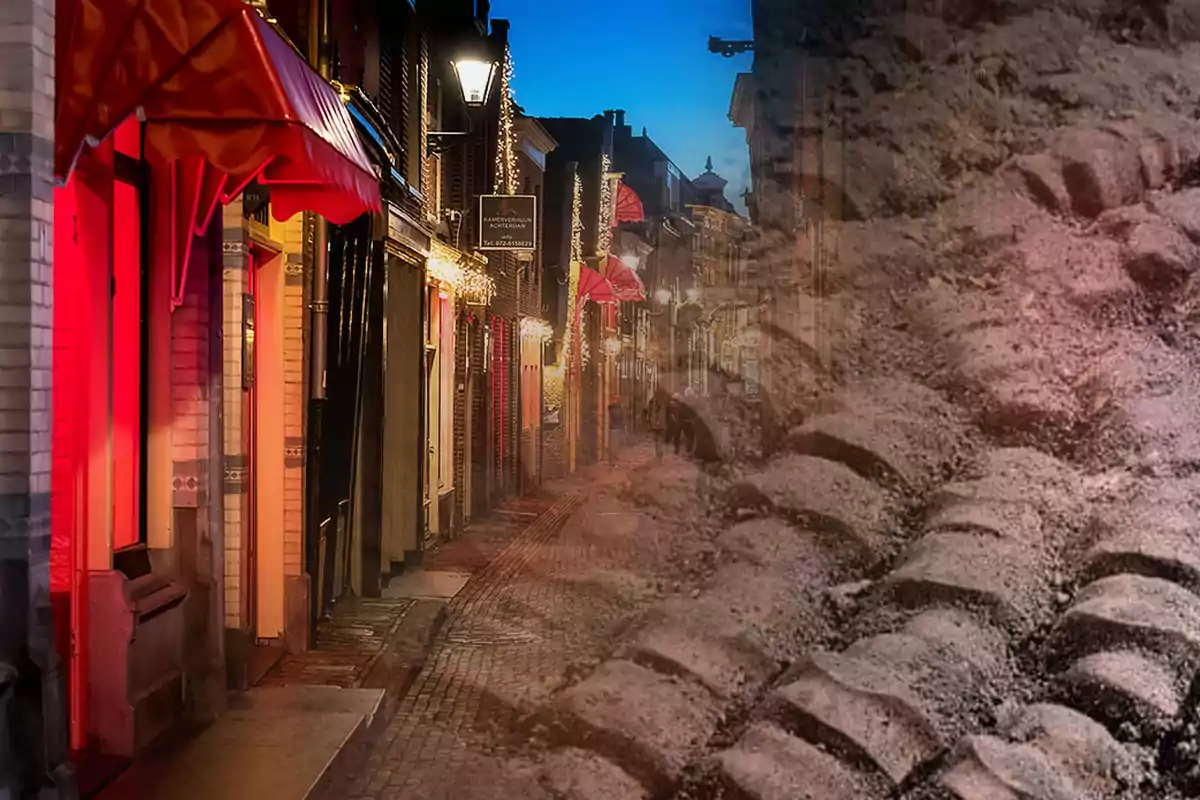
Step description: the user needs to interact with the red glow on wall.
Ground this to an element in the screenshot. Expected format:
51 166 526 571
112 178 141 550
51 173 88 752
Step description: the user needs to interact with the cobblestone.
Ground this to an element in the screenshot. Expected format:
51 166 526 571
314 446 690 800
259 597 417 689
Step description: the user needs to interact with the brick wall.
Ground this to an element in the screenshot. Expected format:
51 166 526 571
271 215 306 579
0 0 55 614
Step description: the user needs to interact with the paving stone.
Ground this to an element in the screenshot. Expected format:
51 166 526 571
940 735 1080 800
553 659 722 793
539 748 647 800
714 722 879 800
1060 650 1183 734
1054 573 1200 669
879 531 1045 624
738 455 893 565
1003 703 1137 795
770 642 947 785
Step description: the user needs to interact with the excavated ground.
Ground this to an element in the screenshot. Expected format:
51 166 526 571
460 3 1200 799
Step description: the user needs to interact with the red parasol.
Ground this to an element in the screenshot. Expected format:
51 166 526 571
614 182 645 224
606 255 647 302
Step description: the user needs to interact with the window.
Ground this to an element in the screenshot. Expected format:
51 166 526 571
112 116 149 550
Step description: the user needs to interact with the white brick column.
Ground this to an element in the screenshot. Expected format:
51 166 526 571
0 0 74 795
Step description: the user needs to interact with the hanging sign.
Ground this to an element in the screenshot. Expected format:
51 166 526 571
479 194 537 250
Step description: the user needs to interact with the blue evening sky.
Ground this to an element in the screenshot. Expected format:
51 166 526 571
493 0 754 213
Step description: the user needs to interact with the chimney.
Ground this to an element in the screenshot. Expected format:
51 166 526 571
604 110 615 126
615 110 626 129
491 18 510 47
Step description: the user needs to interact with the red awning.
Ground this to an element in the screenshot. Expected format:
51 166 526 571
614 182 645 224
605 255 647 302
576 267 618 306
56 0 380 226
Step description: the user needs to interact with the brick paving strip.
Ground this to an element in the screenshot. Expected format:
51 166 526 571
260 597 421 690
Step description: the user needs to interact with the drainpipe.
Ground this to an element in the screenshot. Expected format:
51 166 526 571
305 0 332 645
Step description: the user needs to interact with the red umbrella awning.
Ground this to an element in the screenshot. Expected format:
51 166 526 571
606 255 646 302
576 266 618 306
56 0 379 226
614 182 645 224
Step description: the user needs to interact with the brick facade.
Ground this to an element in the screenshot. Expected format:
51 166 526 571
0 0 69 788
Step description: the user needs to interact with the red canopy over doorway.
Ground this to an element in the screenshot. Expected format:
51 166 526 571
605 255 647 302
56 0 382 306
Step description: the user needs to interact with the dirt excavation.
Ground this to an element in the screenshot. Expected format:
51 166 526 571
311 3 1200 799
419 3 1200 799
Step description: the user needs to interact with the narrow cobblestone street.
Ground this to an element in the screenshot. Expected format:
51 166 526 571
311 443 704 799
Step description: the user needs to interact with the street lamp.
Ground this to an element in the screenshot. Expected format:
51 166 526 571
654 287 673 306
452 57 497 108
428 38 498 157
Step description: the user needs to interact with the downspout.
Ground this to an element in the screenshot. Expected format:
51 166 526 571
305 0 332 645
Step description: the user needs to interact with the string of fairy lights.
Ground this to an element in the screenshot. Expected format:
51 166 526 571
494 45 519 197
598 154 613 254
570 166 584 264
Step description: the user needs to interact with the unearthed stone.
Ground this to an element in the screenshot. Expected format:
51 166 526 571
929 448 1082 538
925 498 1044 546
716 518 830 573
771 632 983 785
894 13 953 62
1087 491 1200 593
1009 153 1071 212
540 748 648 800
739 455 892 565
1121 218 1199 290
624 621 773 700
553 660 721 793
940 735 1080 800
1061 650 1183 734
714 722 879 800
1053 127 1146 217
879 531 1045 624
947 325 1079 438
785 407 951 493
1148 188 1200 242
1004 703 1137 795
1054 574 1200 669
902 609 1011 679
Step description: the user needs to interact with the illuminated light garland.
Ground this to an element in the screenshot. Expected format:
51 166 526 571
598 154 613 254
494 45 519 196
459 264 496 305
561 167 584 365
426 256 464 288
580 332 591 367
570 167 584 264
520 317 553 341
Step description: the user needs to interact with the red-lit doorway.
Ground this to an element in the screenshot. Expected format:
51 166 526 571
51 116 149 756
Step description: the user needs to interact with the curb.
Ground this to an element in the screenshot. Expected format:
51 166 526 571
304 599 448 798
